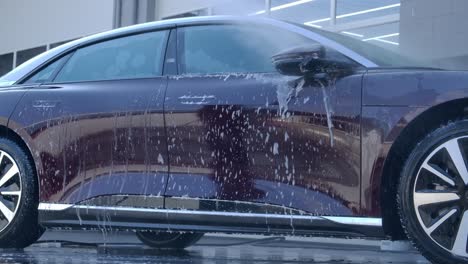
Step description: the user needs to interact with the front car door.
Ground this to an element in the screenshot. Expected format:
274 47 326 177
10 29 171 207
164 22 363 216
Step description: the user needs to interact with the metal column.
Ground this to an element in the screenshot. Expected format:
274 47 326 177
265 0 272 16
330 0 337 25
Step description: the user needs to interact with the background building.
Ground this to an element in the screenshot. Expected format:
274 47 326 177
0 0 467 76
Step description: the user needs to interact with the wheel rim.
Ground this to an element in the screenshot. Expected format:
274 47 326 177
414 136 468 257
0 150 21 232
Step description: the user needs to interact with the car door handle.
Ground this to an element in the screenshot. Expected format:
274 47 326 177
32 100 59 109
38 85 62 89
178 95 216 105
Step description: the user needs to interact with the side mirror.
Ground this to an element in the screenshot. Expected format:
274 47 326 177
272 44 356 77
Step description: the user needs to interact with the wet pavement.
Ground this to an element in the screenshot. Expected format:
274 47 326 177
0 231 429 263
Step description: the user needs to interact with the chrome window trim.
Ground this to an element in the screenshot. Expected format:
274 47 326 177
38 203 73 211
323 216 382 227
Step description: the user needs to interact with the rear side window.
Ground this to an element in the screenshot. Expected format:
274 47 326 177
55 30 169 83
178 25 314 74
24 54 70 84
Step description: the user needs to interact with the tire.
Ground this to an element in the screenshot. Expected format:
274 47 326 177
136 231 204 249
398 120 468 264
0 138 43 248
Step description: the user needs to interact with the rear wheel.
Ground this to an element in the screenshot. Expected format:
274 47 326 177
136 231 204 249
0 138 43 248
399 120 468 263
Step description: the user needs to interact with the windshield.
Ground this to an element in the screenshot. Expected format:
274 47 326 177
297 24 425 68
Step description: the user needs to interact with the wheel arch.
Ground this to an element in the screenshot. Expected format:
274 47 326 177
0 125 40 196
381 98 468 240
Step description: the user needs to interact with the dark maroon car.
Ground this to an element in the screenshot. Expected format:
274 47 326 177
0 16 467 263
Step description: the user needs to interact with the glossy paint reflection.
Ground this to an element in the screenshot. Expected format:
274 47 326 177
10 78 169 204
360 70 468 217
165 73 363 215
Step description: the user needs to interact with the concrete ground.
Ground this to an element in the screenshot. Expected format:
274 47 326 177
0 230 429 263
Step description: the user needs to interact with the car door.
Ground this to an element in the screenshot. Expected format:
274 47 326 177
164 24 363 216
10 29 171 206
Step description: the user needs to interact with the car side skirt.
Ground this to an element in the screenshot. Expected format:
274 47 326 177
38 203 384 238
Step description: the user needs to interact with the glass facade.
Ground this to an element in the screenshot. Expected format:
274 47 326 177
0 53 13 77
206 0 468 70
199 1 403 55
0 39 75 78
16 46 47 68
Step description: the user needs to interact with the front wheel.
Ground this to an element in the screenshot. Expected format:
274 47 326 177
136 231 204 249
399 120 468 264
0 138 43 248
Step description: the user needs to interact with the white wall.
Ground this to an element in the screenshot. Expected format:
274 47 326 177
400 0 468 68
156 0 226 19
0 0 115 54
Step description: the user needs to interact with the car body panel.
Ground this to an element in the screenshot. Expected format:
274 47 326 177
39 203 384 238
363 69 468 107
9 78 168 204
361 105 426 216
164 72 363 216
360 70 468 216
0 86 31 128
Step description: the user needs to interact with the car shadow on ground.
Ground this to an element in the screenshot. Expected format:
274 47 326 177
0 230 429 263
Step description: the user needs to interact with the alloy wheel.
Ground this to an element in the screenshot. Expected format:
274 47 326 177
414 136 468 257
0 150 21 232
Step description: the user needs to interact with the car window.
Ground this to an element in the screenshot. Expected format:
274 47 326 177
23 54 70 84
55 30 169 83
178 25 314 75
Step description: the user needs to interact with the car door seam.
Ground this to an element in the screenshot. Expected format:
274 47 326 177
6 87 31 129
162 76 170 208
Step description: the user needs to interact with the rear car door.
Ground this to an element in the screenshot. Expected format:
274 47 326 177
164 24 363 216
10 29 171 206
